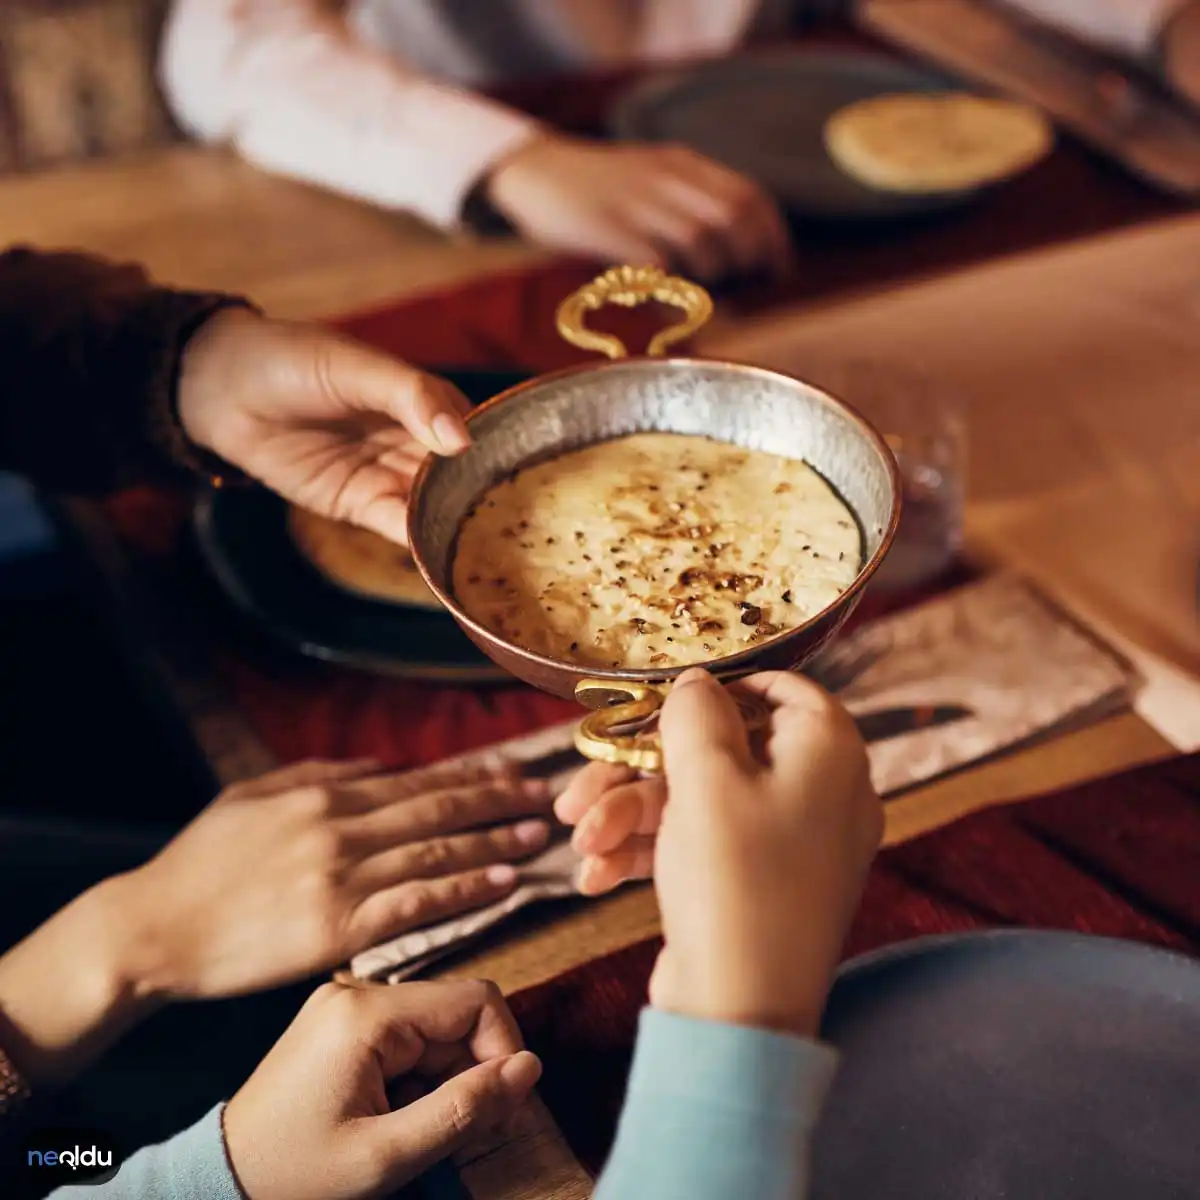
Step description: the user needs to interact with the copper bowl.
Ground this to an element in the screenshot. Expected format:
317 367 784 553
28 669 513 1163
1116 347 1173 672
408 267 901 770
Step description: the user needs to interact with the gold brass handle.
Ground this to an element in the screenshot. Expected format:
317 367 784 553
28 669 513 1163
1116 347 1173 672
555 265 714 360
572 677 772 774
574 680 669 773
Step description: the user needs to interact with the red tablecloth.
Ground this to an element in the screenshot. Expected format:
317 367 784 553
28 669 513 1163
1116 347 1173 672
508 751 1200 1177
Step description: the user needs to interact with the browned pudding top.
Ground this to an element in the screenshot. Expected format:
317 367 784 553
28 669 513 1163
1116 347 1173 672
452 433 861 669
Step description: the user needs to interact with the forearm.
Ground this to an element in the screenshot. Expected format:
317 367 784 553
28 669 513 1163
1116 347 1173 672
49 1105 242 1199
0 247 247 492
0 875 161 1090
595 1009 838 1200
161 0 541 228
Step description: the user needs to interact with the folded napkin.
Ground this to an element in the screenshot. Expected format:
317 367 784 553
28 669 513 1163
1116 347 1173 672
350 574 1136 983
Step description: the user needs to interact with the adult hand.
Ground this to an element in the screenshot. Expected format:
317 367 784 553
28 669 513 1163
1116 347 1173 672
177 310 472 544
224 979 541 1200
556 669 882 1037
485 133 792 283
110 759 552 1000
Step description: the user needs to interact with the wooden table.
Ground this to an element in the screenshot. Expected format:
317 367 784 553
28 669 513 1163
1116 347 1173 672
1 138 1196 1199
0 144 548 316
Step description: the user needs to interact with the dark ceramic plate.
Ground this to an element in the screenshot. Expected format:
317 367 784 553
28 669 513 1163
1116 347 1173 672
611 49 977 221
192 368 531 681
814 930 1200 1199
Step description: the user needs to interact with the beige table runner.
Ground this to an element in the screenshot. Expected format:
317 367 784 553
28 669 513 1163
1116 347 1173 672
703 213 1200 742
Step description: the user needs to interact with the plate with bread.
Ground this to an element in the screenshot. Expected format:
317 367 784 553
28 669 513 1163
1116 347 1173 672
611 48 1052 221
192 368 530 681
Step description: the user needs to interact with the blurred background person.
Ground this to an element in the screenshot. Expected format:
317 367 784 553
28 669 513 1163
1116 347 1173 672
158 0 816 282
160 1 1199 283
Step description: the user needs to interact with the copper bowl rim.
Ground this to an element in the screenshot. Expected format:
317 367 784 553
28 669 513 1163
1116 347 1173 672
407 355 903 687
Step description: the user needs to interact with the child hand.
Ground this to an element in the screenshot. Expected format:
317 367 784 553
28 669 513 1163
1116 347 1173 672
224 979 541 1200
558 669 882 1036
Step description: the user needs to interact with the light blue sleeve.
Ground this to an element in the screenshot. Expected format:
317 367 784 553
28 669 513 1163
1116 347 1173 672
48 1013 835 1200
595 1008 838 1200
49 1105 243 1200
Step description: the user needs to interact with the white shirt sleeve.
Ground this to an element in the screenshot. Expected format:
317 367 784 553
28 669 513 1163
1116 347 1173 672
159 0 544 229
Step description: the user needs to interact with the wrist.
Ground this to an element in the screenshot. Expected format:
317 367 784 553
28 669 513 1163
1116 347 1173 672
176 306 264 458
43 876 170 1016
656 995 823 1041
650 953 826 1041
468 129 548 232
88 872 180 1007
0 878 166 1087
483 130 572 214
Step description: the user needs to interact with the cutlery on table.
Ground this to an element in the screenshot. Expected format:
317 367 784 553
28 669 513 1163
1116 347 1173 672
852 702 974 744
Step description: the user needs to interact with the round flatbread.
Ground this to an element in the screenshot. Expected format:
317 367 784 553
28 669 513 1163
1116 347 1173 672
288 507 441 610
824 92 1053 194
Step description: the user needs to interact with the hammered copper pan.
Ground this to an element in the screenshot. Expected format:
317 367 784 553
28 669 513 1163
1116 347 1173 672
407 266 901 770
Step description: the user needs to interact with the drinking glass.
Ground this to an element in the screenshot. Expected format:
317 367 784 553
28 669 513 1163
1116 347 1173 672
800 358 967 593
